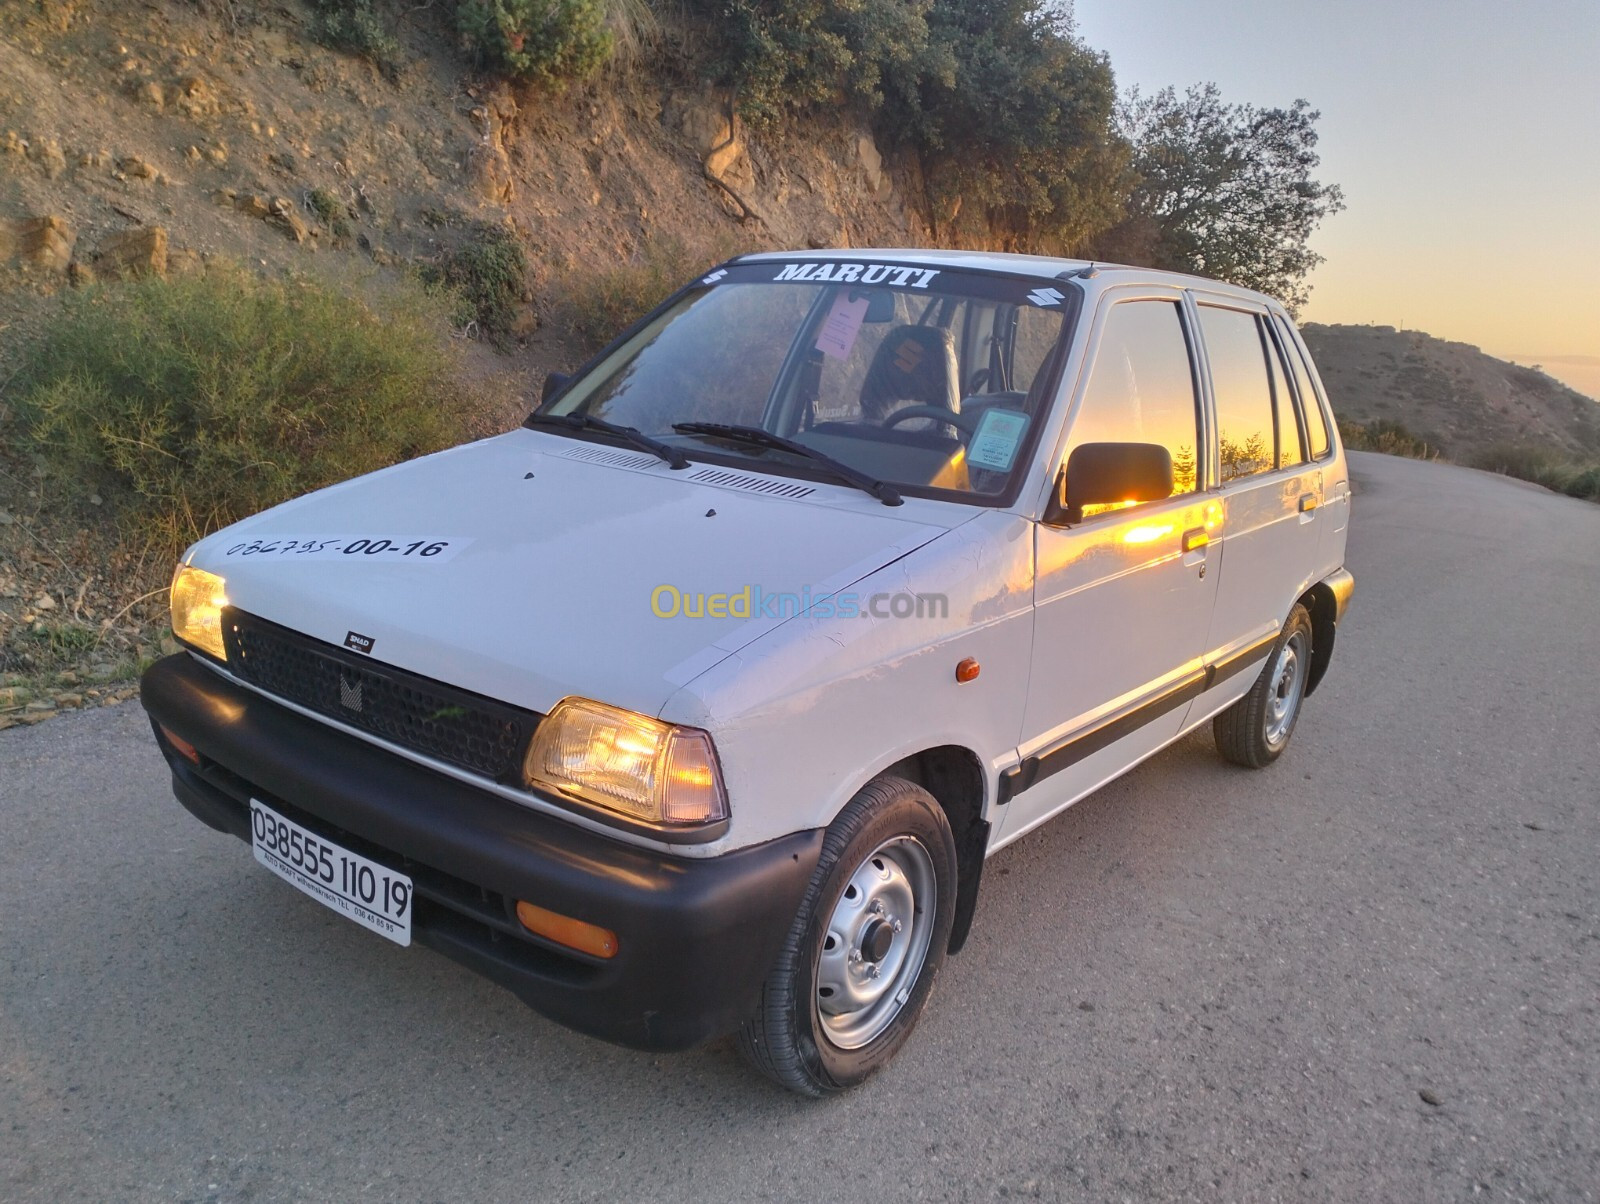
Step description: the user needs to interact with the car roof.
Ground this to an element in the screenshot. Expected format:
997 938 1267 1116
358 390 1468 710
732 247 1285 311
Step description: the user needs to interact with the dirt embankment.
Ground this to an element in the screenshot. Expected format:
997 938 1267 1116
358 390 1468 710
0 0 942 727
0 0 921 348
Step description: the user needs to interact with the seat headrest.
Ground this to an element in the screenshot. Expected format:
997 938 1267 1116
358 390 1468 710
860 325 960 421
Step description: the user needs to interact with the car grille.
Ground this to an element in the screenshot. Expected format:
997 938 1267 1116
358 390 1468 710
220 609 541 783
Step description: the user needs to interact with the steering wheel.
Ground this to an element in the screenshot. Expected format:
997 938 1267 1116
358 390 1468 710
882 405 979 436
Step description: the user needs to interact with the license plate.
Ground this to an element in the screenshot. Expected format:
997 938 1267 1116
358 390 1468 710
249 800 413 947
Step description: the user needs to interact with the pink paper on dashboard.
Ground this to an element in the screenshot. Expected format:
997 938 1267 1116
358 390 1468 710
815 294 870 359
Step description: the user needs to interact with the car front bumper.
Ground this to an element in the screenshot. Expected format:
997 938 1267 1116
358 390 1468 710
140 653 822 1052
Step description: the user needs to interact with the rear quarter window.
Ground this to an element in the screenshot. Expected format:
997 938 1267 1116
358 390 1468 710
1275 316 1333 459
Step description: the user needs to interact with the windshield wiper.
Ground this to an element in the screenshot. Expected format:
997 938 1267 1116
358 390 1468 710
526 412 689 470
671 422 903 506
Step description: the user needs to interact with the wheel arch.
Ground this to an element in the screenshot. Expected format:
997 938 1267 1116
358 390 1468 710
876 745 988 955
1299 582 1340 696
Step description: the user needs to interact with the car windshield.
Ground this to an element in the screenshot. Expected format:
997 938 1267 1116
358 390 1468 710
536 259 1077 503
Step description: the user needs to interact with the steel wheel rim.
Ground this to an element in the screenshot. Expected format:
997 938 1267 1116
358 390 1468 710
815 836 937 1050
1264 631 1309 748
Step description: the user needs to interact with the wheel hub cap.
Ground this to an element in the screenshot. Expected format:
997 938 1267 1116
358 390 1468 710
1264 631 1308 748
861 918 896 962
816 836 936 1050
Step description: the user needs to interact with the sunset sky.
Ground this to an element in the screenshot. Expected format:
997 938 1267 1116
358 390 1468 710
1076 0 1600 400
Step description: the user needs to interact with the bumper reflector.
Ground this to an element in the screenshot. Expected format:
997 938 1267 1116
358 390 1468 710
515 900 619 960
160 724 201 764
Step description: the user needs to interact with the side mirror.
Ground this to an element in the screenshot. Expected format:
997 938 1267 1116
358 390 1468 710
1044 442 1175 526
540 371 572 406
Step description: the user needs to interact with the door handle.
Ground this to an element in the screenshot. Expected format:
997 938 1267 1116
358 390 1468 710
1182 527 1209 552
1298 493 1318 513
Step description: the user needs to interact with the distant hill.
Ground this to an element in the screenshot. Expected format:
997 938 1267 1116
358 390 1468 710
1301 323 1600 463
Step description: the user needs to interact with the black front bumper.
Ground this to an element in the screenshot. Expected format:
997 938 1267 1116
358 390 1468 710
140 653 823 1051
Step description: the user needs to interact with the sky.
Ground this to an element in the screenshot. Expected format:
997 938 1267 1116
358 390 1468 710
1074 0 1600 400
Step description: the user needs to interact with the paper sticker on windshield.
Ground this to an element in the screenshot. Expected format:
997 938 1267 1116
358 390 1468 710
966 410 1030 472
815 293 870 360
217 536 472 564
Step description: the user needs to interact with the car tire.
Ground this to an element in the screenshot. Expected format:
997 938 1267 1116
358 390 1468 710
1214 603 1314 769
737 775 957 1096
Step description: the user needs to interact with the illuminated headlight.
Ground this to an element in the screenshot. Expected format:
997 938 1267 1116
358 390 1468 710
170 565 229 660
523 698 728 828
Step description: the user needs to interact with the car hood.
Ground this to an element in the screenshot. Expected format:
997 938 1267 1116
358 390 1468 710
188 429 962 718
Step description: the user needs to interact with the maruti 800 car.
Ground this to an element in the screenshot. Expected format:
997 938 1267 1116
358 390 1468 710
141 250 1353 1094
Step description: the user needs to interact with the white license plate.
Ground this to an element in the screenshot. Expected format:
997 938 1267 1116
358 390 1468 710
249 800 413 947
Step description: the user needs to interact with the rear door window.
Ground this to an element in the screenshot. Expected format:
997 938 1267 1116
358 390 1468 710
1198 306 1276 482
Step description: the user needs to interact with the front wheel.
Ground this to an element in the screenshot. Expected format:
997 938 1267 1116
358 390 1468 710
1214 603 1314 768
737 775 957 1095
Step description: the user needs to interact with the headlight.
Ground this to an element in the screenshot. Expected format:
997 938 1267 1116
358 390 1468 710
170 565 229 660
523 698 728 828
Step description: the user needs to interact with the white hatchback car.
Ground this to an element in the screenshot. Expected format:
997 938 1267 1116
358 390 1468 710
143 250 1352 1094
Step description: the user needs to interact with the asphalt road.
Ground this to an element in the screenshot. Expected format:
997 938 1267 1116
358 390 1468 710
3 451 1598 1203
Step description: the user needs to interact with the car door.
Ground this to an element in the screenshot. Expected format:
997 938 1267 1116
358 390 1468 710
1276 314 1351 576
1186 299 1326 721
997 290 1222 847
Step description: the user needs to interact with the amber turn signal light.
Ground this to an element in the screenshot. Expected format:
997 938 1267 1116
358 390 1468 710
160 724 201 764
955 657 981 684
515 900 619 959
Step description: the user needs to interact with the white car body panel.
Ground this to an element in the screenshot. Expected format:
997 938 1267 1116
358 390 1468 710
180 251 1351 863
187 428 958 724
661 510 1036 847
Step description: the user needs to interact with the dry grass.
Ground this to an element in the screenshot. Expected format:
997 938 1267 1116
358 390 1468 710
6 265 484 555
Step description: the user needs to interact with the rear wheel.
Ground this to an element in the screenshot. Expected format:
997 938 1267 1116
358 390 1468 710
1214 604 1313 768
737 775 956 1095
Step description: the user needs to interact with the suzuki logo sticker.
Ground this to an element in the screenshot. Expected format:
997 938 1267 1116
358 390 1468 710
701 269 728 284
339 673 365 714
1026 287 1065 307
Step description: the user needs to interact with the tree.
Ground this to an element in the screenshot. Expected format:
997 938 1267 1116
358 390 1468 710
691 0 947 128
686 0 1129 253
885 0 1130 253
455 0 613 84
1098 83 1344 312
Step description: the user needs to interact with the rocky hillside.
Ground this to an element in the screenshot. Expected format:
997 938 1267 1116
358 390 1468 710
0 0 918 392
0 0 942 728
9 0 1590 476
1302 323 1600 464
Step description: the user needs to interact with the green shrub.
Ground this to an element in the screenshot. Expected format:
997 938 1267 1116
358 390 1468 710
1472 442 1560 483
455 0 612 83
691 0 943 128
1473 443 1600 502
8 268 477 551
418 221 528 347
308 0 405 78
307 187 354 239
1337 418 1436 460
1561 465 1600 502
563 239 740 351
891 0 1127 251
